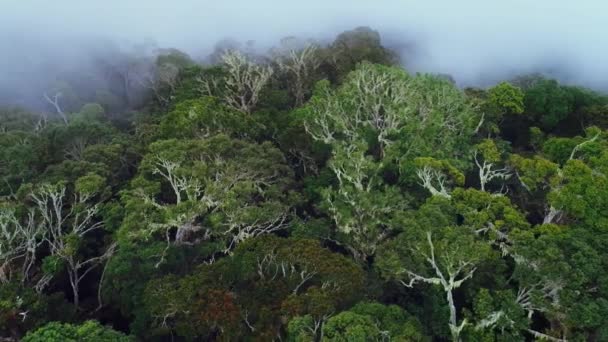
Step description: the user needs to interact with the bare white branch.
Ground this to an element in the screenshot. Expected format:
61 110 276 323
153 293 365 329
474 150 511 192
416 166 452 198
0 208 44 284
569 131 600 160
30 183 108 309
43 92 68 124
543 205 563 225
276 44 320 106
397 232 479 341
220 50 273 114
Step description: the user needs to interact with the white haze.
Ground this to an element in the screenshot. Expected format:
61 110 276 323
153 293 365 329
1 0 606 109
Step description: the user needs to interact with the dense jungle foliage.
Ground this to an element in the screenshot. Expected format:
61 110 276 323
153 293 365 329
1 27 608 341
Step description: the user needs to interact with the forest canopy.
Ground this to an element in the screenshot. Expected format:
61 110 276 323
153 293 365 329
1 27 608 341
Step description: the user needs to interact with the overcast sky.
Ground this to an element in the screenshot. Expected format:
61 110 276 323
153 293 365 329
1 0 606 108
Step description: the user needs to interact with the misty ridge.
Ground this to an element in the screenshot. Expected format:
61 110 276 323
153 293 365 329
1 0 606 113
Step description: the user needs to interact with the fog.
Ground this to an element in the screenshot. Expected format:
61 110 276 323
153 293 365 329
1 0 606 110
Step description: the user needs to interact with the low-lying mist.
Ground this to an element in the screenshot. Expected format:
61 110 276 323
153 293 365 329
1 0 606 111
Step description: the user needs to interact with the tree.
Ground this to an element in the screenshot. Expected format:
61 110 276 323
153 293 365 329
42 81 83 121
414 157 465 199
155 48 195 70
347 302 427 341
143 271 240 340
476 82 525 135
320 142 408 261
322 311 381 341
510 223 607 341
0 130 41 197
288 302 428 341
300 63 411 152
506 130 608 340
129 50 193 107
124 135 296 265
0 205 43 284
27 175 115 309
43 92 68 124
6 28 608 340
378 228 494 341
0 281 73 340
200 50 273 114
277 238 365 335
300 63 480 180
510 127 605 225
472 139 511 192
487 82 525 115
0 107 40 132
143 236 364 340
22 320 132 341
38 107 118 164
299 63 478 260
158 97 254 140
580 103 608 128
464 288 530 341
375 192 519 341
524 78 573 130
325 27 397 80
274 41 321 106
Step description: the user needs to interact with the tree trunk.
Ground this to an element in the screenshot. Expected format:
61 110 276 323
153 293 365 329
69 269 80 309
446 289 460 342
72 281 79 309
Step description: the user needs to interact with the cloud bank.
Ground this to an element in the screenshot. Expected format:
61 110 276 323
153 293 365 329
1 0 606 109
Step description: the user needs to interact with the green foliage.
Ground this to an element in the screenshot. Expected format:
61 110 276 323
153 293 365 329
158 96 256 139
141 236 364 340
297 62 478 260
74 173 106 197
529 126 545 150
2 29 608 342
323 311 382 341
542 127 604 165
464 288 528 341
488 81 525 115
512 224 608 337
524 78 573 129
475 139 502 163
581 104 608 128
0 130 40 195
326 26 397 80
0 107 39 131
102 241 171 324
156 49 194 70
41 255 65 276
375 195 506 339
318 304 427 342
551 158 608 228
0 282 73 340
451 188 529 231
286 315 316 342
508 154 560 192
414 157 465 186
122 134 297 255
347 302 428 341
75 103 105 121
299 63 479 171
22 321 132 342
37 113 118 166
